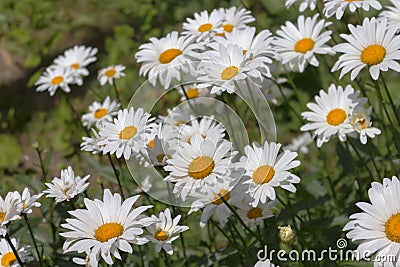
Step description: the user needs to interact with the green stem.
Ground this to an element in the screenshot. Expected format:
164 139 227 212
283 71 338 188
4 233 24 267
35 147 47 182
374 80 395 127
112 80 122 104
24 214 43 267
380 75 400 125
162 251 171 267
138 245 145 267
107 154 125 200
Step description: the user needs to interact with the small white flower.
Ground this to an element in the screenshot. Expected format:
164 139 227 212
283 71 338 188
0 192 22 236
43 166 90 203
215 7 255 36
272 14 333 73
285 0 317 12
332 17 400 81
239 141 301 207
60 189 157 267
99 107 153 160
146 208 189 255
34 66 75 96
284 133 314 154
14 188 43 214
323 0 382 20
81 129 105 155
144 124 177 167
178 84 211 101
349 106 381 145
176 116 225 145
159 105 191 127
380 0 400 32
236 198 277 227
53 45 98 80
182 9 224 41
0 238 33 266
254 258 276 267
98 65 126 86
81 96 120 129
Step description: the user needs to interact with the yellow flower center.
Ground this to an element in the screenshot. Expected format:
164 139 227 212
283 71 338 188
221 66 239 80
222 24 234 32
94 108 108 119
211 189 230 205
0 212 5 222
119 126 137 140
154 229 169 241
51 76 64 85
188 156 215 179
326 108 347 126
186 88 199 99
148 139 155 148
70 63 80 69
247 207 263 219
361 45 386 65
159 49 182 64
156 154 166 163
294 38 315 54
1 252 17 267
385 213 400 243
105 69 116 78
94 222 124 243
198 23 213 33
252 165 275 184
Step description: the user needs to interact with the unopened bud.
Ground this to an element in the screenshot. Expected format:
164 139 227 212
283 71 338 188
278 225 296 245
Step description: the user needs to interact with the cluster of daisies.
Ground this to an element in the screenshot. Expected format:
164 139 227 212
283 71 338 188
34 45 126 96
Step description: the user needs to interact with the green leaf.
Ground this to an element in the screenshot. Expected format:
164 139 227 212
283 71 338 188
0 134 21 168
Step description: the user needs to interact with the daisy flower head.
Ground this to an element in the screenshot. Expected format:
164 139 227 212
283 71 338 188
43 166 90 204
98 65 126 86
60 189 157 267
285 0 317 12
239 141 301 207
99 107 153 160
343 176 400 265
0 238 33 266
349 105 381 144
284 133 314 154
236 198 277 227
34 66 75 96
176 115 226 145
81 129 105 155
53 45 98 79
215 7 255 36
254 258 276 267
135 31 204 89
323 0 382 20
197 44 262 94
272 14 333 73
144 124 177 167
81 96 120 129
332 17 400 81
189 179 236 227
380 0 400 32
178 84 211 102
159 104 191 127
182 9 224 41
14 188 43 214
146 208 189 255
0 192 22 236
211 27 275 76
300 84 367 147
164 134 237 201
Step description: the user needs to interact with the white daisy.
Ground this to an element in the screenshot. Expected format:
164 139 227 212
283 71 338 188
145 208 189 255
182 9 224 41
135 31 204 89
236 198 277 227
60 189 157 267
43 166 90 204
239 141 301 207
343 176 400 266
349 105 381 145
97 65 126 86
300 84 367 147
178 84 211 101
284 133 314 154
0 238 33 266
164 134 236 201
332 17 400 81
215 7 255 36
81 96 120 129
0 192 22 236
211 27 275 76
176 115 226 145
189 179 236 227
380 0 400 32
272 14 333 73
197 44 262 94
99 107 153 160
323 0 382 20
285 0 317 12
159 105 192 127
145 124 177 167
81 129 105 155
254 259 276 267
14 188 43 214
53 45 98 79
34 66 75 96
